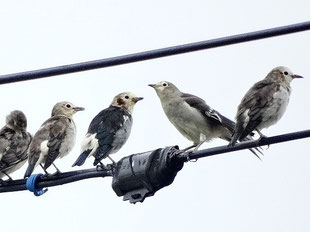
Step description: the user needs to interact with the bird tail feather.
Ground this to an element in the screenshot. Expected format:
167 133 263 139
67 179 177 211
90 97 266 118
228 133 239 147
228 130 263 160
93 146 113 166
72 150 91 167
240 135 264 160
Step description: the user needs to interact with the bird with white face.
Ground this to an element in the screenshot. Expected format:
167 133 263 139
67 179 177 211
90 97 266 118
72 92 143 167
0 110 32 180
229 66 303 146
149 81 261 157
24 101 84 178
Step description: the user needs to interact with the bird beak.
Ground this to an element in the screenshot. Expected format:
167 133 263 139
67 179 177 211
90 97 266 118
73 106 85 112
293 74 303 79
148 84 156 88
132 97 144 103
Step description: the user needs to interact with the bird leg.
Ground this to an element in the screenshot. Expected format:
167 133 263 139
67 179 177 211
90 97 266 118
40 164 50 175
107 155 116 165
192 141 205 153
96 162 107 171
256 129 267 140
2 171 13 181
52 163 61 174
180 144 196 152
182 143 205 162
256 129 269 149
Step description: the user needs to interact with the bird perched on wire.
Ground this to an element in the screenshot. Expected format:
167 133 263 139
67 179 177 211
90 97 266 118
24 102 84 178
0 111 32 180
229 66 303 146
149 81 261 158
72 92 143 167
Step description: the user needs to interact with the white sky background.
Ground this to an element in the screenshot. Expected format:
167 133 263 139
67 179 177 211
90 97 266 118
1 1 310 231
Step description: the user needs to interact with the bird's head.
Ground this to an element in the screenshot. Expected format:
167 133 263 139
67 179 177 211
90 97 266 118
269 66 303 85
148 81 181 100
111 92 143 113
51 101 85 117
6 110 27 131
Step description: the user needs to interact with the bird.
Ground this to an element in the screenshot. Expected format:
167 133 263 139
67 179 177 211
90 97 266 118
149 81 261 157
24 101 84 178
72 92 143 167
229 66 303 146
0 110 32 181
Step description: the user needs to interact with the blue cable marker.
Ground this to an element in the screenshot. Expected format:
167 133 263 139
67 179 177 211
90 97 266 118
26 174 48 196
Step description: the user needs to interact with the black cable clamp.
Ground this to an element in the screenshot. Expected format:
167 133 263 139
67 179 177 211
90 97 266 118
111 146 184 203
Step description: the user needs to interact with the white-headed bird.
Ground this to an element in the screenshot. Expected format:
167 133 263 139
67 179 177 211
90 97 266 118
72 92 143 167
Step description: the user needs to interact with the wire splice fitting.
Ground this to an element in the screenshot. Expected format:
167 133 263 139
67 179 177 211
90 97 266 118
26 174 48 196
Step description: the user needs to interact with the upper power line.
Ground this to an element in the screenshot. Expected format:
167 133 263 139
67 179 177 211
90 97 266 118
0 21 309 85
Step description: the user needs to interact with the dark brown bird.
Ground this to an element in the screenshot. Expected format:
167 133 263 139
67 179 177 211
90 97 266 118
0 110 32 180
229 66 303 146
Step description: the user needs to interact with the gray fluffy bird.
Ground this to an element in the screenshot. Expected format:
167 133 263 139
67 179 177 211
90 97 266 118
0 111 32 180
24 101 84 178
229 66 303 146
149 81 261 157
72 92 143 167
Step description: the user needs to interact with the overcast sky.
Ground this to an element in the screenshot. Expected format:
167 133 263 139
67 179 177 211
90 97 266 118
1 1 310 232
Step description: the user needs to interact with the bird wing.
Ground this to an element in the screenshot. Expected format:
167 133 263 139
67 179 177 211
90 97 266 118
88 106 131 164
0 131 32 172
182 93 235 133
236 79 279 139
0 127 15 161
44 116 70 169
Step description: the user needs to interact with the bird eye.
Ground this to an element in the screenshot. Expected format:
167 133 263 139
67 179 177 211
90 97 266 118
162 83 167 87
125 95 129 99
284 71 288 75
66 104 71 108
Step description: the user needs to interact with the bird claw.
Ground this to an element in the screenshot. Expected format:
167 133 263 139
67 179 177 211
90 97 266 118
184 151 198 162
258 134 270 149
96 164 106 171
96 162 114 171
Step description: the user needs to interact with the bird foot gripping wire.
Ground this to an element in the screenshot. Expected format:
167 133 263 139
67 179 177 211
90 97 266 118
96 162 115 172
26 174 48 196
183 150 198 162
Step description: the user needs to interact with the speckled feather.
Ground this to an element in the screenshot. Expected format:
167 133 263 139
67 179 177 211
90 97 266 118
229 66 301 146
0 111 32 179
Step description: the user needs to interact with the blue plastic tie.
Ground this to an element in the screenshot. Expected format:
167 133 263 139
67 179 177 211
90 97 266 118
26 174 48 196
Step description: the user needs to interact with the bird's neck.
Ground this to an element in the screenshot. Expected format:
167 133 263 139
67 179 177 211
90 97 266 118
111 105 133 115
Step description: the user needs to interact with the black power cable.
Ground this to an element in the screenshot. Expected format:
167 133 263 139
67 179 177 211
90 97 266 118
0 129 309 203
0 21 309 85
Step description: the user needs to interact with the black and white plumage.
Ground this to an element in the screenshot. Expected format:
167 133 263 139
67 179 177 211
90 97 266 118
149 81 261 157
72 92 143 167
229 66 303 146
0 111 32 180
24 101 84 178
